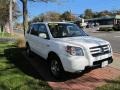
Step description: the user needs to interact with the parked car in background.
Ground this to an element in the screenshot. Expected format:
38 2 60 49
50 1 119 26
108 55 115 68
113 23 120 31
25 22 113 78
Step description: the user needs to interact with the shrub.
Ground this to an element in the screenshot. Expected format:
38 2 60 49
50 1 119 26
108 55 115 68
16 36 25 48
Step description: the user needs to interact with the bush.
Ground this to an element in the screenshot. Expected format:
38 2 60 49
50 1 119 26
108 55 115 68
99 27 114 32
16 36 25 48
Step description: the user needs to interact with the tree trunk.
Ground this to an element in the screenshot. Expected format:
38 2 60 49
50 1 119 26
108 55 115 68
23 0 28 35
5 22 10 33
9 0 13 35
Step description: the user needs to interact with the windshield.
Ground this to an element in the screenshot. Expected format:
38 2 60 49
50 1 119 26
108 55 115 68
48 23 88 38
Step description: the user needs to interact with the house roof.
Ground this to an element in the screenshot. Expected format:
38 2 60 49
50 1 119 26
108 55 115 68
85 15 120 21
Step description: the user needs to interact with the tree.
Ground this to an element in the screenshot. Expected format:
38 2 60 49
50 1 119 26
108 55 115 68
0 0 19 34
0 0 9 33
84 9 94 19
20 0 28 35
61 11 75 21
45 11 61 21
97 10 113 17
20 0 58 35
30 11 61 23
79 14 84 18
111 10 120 15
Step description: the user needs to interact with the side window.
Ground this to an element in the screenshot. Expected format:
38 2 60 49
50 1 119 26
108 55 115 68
30 24 39 36
38 24 49 39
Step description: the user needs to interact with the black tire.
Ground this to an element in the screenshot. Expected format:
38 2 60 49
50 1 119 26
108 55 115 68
26 44 32 57
48 55 65 79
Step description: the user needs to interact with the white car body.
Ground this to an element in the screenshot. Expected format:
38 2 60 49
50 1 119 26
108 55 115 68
25 22 113 73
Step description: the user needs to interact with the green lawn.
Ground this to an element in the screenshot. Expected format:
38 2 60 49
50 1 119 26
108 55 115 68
0 33 12 38
96 77 120 90
0 42 51 90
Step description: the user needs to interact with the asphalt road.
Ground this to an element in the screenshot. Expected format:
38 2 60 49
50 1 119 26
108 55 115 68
14 29 24 34
84 28 120 53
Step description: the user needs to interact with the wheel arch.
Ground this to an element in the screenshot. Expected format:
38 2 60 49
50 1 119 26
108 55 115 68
47 51 60 60
26 41 29 46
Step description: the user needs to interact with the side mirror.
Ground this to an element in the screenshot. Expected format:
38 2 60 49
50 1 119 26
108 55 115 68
39 33 47 39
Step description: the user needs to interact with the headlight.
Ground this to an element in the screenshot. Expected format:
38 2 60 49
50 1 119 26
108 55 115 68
65 46 84 56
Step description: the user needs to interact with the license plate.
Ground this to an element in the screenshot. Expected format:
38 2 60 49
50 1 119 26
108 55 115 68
101 61 108 68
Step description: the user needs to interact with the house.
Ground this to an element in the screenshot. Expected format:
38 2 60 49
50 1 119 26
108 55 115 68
85 15 120 28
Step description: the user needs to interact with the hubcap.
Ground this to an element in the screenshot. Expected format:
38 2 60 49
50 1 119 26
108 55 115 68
51 60 60 76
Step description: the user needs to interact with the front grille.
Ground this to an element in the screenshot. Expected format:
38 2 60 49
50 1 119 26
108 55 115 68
90 45 110 57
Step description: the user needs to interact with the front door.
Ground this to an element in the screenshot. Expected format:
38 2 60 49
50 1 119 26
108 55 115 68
35 24 50 59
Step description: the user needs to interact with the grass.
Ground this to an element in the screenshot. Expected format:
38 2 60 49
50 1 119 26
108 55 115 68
96 77 120 90
0 33 13 38
0 42 51 90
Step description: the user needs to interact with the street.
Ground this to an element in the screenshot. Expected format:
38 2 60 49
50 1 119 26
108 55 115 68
85 28 120 53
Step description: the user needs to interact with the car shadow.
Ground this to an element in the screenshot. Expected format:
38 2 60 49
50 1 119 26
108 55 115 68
4 47 100 82
4 47 44 80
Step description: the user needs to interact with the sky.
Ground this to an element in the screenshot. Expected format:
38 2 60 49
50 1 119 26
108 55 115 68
17 0 120 22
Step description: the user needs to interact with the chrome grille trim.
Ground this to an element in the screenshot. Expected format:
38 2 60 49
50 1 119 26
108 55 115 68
90 45 110 57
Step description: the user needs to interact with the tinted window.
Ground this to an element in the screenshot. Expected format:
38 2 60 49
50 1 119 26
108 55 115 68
38 24 49 39
38 24 47 33
30 24 39 36
48 23 88 38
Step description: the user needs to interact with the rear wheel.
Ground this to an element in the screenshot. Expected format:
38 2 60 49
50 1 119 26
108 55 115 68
26 44 32 57
48 55 65 79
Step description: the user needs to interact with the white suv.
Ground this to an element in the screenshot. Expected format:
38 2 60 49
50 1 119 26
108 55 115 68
25 22 113 78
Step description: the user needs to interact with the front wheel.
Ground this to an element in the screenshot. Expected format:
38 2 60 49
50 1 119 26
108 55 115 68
48 55 65 79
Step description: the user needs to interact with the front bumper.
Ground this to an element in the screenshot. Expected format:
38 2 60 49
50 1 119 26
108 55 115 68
60 54 113 73
92 56 113 67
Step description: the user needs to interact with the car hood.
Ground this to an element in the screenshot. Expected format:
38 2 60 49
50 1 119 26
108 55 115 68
54 36 109 48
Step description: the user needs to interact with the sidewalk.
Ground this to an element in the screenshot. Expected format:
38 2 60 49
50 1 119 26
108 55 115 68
49 53 120 90
110 53 120 69
23 52 120 90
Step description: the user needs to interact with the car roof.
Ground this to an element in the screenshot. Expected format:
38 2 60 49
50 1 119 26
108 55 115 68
31 22 73 25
